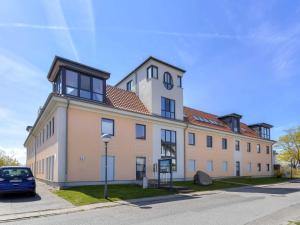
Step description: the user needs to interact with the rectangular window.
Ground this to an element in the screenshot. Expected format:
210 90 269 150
161 129 177 171
46 124 49 139
266 164 270 171
235 140 240 151
79 74 91 99
147 65 158 79
126 80 133 91
177 76 182 88
247 143 251 152
257 163 261 172
257 144 261 153
92 78 104 102
223 161 228 172
248 162 252 172
161 97 175 119
207 160 213 172
207 136 213 148
136 157 146 180
188 160 196 172
136 124 146 139
101 118 114 136
49 121 52 137
52 117 55 135
65 70 78 96
222 138 227 150
266 146 270 154
188 133 195 145
42 129 45 143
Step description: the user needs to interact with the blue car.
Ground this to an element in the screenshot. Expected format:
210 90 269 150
0 166 36 196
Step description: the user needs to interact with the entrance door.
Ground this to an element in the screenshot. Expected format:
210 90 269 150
101 156 115 181
236 161 240 176
136 157 146 180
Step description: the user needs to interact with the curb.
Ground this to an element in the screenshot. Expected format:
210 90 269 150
0 180 294 223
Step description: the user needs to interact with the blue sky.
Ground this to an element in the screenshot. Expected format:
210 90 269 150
0 0 299 164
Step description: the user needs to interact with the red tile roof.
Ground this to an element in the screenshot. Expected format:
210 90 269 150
105 88 260 139
184 106 259 138
106 86 150 115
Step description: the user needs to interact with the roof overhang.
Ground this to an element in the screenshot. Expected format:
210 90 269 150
218 113 242 120
115 56 186 86
47 56 110 82
249 123 273 128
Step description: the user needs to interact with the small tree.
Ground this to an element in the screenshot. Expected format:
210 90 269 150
276 126 300 168
0 150 20 166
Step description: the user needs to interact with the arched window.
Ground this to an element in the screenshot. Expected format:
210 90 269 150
163 72 173 90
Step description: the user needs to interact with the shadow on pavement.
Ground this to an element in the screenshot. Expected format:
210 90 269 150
124 194 203 209
0 193 41 203
225 185 300 195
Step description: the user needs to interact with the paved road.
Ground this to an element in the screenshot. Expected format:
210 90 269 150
0 181 72 216
6 181 300 225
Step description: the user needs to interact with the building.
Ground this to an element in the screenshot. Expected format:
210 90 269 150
24 56 274 187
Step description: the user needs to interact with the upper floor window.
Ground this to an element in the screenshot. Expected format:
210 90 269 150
233 119 239 133
235 140 240 151
65 69 104 102
101 118 114 136
222 138 227 150
136 124 146 139
260 127 270 139
207 136 213 148
266 146 270 154
126 80 133 91
247 142 251 152
66 70 78 96
257 144 261 153
163 72 173 90
161 97 175 119
177 76 182 88
188 133 195 145
147 65 158 79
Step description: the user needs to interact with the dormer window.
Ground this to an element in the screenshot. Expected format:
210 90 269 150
249 123 272 140
218 113 242 133
61 69 104 102
163 72 173 90
147 65 158 79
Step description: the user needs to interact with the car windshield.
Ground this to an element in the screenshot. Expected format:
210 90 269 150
0 168 33 179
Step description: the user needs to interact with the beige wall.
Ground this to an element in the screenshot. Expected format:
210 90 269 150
185 127 273 179
67 106 153 182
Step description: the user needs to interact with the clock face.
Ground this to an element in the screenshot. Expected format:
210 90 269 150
163 72 173 90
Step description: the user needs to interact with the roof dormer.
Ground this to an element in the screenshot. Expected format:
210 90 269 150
48 56 110 103
249 123 273 140
218 113 242 133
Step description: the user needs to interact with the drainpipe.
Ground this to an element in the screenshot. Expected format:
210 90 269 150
65 99 70 183
183 122 188 181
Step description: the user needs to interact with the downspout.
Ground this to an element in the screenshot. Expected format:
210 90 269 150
183 122 188 181
65 99 70 183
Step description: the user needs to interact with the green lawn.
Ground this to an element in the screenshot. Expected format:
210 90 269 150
55 177 290 206
55 184 175 206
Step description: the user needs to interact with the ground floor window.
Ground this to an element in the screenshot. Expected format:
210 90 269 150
207 160 213 172
188 160 196 172
161 129 177 171
46 155 54 181
257 163 261 172
136 157 146 180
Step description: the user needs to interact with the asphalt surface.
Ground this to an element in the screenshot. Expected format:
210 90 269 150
4 181 300 225
0 181 72 216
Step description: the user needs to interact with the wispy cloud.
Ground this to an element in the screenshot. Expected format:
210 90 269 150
41 0 79 60
0 22 91 31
